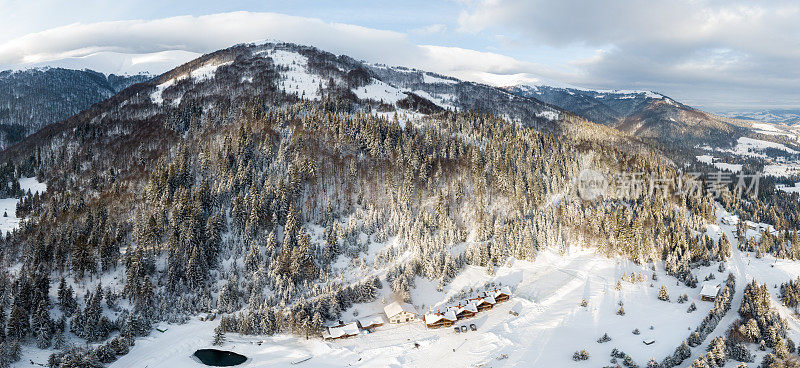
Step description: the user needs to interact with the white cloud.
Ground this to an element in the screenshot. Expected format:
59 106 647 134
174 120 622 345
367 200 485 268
457 0 800 109
0 11 550 86
0 7 796 109
410 24 447 35
0 12 413 72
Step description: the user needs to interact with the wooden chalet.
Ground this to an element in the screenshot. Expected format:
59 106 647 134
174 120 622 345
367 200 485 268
424 310 457 329
471 296 496 312
323 322 360 340
700 282 719 302
449 302 478 320
357 315 385 331
490 286 512 303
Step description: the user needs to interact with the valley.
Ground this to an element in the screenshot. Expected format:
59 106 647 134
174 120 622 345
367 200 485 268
0 14 797 367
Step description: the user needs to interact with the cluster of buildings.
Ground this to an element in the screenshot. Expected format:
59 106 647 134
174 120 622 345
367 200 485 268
322 286 512 339
423 287 511 329
322 301 417 340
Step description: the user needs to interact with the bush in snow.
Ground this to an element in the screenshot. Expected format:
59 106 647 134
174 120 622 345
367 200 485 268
687 302 697 313
660 341 691 368
658 285 670 301
617 306 625 316
0 340 21 367
705 337 727 367
47 347 104 368
632 328 640 335
609 349 638 367
622 354 638 368
580 299 588 307
213 325 226 346
597 333 612 343
727 342 753 362
573 350 590 361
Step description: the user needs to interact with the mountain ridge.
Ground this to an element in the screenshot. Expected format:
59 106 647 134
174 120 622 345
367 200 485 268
505 84 746 147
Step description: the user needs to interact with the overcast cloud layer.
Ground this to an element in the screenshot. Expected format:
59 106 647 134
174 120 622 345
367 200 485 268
0 2 797 111
0 12 559 88
459 0 800 110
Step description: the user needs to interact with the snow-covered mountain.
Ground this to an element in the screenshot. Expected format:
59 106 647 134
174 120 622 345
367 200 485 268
1 41 798 368
719 109 800 125
506 84 745 147
0 67 149 148
3 50 201 77
130 43 564 129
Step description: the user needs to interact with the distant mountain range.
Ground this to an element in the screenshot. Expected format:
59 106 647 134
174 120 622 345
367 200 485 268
717 109 800 125
0 68 149 148
1 40 796 368
0 47 766 154
505 84 745 147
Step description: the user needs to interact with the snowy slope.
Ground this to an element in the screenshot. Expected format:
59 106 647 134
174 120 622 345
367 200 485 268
105 248 795 368
97 202 800 368
0 177 46 235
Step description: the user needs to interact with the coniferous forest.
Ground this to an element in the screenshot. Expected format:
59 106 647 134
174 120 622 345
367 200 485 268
0 42 797 367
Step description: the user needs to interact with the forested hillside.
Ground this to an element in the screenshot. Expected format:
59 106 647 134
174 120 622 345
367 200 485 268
0 68 149 149
0 42 792 366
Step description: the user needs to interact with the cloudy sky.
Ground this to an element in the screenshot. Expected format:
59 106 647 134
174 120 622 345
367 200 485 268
0 0 798 111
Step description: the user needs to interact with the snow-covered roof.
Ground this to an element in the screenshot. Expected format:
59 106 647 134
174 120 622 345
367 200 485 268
490 286 512 298
424 313 443 325
324 322 360 339
699 282 720 297
384 301 418 318
722 215 739 224
424 310 457 324
472 296 496 305
358 315 385 328
448 302 478 315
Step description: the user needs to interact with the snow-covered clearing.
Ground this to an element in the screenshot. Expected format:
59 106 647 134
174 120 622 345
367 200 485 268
150 61 231 105
694 155 742 172
730 137 797 158
0 177 46 235
535 110 559 121
264 49 326 100
764 163 800 178
104 246 746 368
353 81 406 104
422 74 457 85
777 182 800 194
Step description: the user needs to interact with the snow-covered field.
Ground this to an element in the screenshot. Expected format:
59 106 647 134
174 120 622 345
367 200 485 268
102 205 800 368
697 132 800 177
777 182 800 194
695 154 743 172
0 177 46 235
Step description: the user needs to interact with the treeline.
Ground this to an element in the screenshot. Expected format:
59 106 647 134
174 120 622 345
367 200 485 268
0 42 750 366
